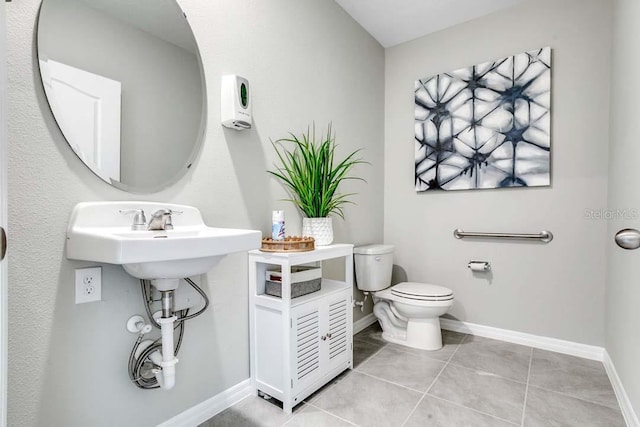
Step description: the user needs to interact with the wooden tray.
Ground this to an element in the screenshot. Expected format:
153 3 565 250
260 236 315 252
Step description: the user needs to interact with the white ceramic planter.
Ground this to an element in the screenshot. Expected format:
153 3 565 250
302 217 333 246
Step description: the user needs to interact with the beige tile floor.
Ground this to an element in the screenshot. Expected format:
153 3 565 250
201 323 625 427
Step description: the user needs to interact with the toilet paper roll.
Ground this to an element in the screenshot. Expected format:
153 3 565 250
468 261 490 272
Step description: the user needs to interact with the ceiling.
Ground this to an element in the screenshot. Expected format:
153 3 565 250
335 0 524 48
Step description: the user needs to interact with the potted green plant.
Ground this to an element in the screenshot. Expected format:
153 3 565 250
268 124 366 245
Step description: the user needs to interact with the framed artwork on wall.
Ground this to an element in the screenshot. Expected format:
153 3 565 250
414 47 551 191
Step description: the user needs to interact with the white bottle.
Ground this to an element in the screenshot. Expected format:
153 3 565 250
272 210 285 240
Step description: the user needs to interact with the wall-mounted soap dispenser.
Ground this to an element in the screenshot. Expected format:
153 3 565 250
221 75 252 130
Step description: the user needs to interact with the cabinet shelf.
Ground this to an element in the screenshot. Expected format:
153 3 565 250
249 243 353 264
255 279 348 309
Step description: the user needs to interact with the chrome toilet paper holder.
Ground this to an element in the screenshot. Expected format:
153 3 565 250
468 261 491 271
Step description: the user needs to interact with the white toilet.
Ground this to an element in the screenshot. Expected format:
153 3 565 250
354 244 454 351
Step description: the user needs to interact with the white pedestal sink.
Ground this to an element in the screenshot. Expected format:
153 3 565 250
66 201 261 288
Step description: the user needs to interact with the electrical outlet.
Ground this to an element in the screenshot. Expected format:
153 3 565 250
75 267 102 304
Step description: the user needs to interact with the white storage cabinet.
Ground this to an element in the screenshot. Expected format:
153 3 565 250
248 244 354 413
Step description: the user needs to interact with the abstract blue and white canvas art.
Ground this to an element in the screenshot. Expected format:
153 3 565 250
414 47 551 191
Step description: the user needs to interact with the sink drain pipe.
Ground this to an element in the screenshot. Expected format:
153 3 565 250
150 290 178 390
129 278 210 390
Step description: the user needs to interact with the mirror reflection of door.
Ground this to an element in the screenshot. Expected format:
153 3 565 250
39 59 121 182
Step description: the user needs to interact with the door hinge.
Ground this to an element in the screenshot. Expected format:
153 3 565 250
291 379 293 388
290 318 292 328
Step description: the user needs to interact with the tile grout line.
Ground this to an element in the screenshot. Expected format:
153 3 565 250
301 337 387 405
300 341 387 406
458 331 472 345
399 335 466 427
354 369 426 394
398 390 428 427
382 345 460 363
417 337 524 426
445 360 529 385
440 359 529 387
282 402 359 427
300 331 388 427
439 332 467 368
520 347 534 427
353 341 388 369
440 334 533 386
353 332 389 347
298 330 388 423
300 373 346 406
299 335 406 427
353 337 383 348
426 393 520 426
397 375 436 427
306 402 360 426
425 335 465 394
279 407 297 427
421 366 522 426
526 383 623 411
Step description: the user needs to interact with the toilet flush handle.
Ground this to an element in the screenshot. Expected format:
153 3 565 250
375 256 381 261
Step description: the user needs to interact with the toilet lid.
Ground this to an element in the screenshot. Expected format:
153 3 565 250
391 282 453 301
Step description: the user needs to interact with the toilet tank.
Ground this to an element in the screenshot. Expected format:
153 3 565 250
354 244 395 291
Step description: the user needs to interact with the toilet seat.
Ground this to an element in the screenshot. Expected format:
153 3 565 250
390 282 453 301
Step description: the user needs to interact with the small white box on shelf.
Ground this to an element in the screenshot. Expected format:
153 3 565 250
266 266 321 283
265 266 321 298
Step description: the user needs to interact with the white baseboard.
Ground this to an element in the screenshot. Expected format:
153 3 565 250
603 350 640 427
440 318 605 361
157 379 252 427
353 313 377 335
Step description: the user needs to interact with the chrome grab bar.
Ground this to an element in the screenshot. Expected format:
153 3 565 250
453 229 553 243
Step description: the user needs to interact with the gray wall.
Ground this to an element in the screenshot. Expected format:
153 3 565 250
6 0 384 425
384 0 612 345
38 0 203 189
606 0 640 416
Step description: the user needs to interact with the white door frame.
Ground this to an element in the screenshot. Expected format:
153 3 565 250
0 0 8 425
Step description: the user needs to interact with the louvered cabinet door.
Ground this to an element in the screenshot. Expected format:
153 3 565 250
323 291 351 373
290 300 322 396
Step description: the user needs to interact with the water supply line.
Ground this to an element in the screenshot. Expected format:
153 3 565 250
353 292 368 312
128 278 209 391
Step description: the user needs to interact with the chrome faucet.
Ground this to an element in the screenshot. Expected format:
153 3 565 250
148 209 181 231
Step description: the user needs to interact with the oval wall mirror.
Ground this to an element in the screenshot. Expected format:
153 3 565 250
36 0 207 193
